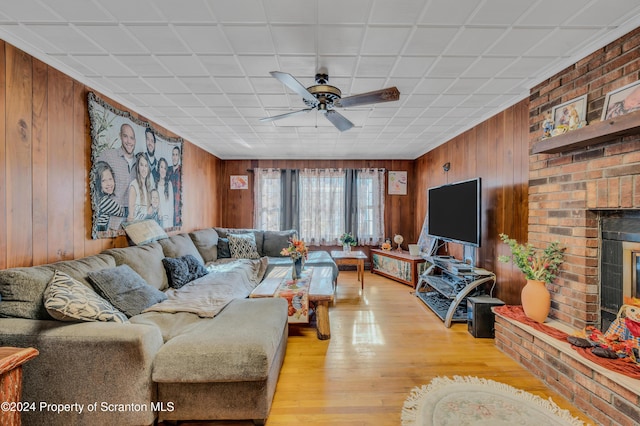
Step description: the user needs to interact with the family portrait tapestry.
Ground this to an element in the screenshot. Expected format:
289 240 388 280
88 92 184 239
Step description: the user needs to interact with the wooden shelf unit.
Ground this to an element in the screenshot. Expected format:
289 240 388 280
370 249 427 288
532 109 640 154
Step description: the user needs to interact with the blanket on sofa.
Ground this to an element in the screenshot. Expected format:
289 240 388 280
143 258 268 318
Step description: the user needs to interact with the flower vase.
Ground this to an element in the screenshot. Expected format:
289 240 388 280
343 244 351 252
521 279 551 323
292 257 303 280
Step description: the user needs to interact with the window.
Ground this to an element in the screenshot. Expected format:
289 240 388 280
253 168 281 231
254 167 385 246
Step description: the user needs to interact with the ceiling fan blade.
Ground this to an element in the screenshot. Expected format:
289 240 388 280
269 71 318 106
260 108 313 122
324 110 354 132
335 87 400 108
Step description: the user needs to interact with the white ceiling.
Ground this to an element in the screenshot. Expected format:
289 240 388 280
1 0 640 160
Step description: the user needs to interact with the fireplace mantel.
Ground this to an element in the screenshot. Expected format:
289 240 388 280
532 109 640 154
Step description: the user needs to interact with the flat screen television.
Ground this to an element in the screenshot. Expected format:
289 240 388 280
427 177 481 247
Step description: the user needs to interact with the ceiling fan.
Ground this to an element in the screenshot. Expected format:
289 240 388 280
260 71 400 132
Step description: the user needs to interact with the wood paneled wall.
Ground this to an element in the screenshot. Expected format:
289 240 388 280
220 159 416 247
414 100 530 304
0 41 222 269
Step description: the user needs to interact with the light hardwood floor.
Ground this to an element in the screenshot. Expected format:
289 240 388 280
166 270 595 426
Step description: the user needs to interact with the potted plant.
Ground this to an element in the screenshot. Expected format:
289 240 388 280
498 233 565 323
339 233 357 252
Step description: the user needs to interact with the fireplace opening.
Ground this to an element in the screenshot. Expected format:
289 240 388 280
599 210 640 331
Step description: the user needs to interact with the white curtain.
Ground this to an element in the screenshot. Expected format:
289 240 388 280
356 168 386 246
299 168 346 246
253 168 282 231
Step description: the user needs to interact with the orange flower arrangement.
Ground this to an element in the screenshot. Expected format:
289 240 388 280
280 237 308 260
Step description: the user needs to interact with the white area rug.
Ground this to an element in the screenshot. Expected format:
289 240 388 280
401 376 586 426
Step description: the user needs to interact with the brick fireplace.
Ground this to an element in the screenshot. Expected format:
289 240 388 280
493 27 640 426
528 27 640 330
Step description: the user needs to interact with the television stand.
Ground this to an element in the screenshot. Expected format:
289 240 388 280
415 256 496 327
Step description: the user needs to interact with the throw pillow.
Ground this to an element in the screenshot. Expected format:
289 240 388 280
87 265 167 317
188 228 219 263
217 237 231 258
44 270 128 323
228 233 261 259
263 229 297 257
182 254 209 280
122 219 168 246
162 257 192 289
162 255 209 289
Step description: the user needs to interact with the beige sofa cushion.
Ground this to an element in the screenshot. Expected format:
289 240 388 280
189 228 219 263
104 242 168 290
159 233 205 265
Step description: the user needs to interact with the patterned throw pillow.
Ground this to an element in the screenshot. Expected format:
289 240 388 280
162 255 209 289
121 219 168 246
44 270 128 323
228 233 261 259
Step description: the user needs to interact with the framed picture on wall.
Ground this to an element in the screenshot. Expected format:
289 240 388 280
550 95 587 135
602 79 640 120
230 175 249 190
388 171 407 195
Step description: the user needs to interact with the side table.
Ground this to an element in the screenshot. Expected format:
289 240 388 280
330 250 367 290
0 347 39 426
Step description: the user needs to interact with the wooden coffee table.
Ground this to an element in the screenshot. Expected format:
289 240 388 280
250 266 335 340
330 250 367 289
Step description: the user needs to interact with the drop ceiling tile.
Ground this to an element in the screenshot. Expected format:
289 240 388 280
263 0 315 23
156 55 209 76
445 27 506 56
361 26 412 55
271 25 316 54
197 94 233 108
568 0 640 26
517 0 587 26
355 56 397 77
527 28 602 57
258 94 291 107
428 56 477 77
75 24 147 54
114 54 171 76
391 57 435 78
404 27 460 55
108 76 155 92
349 78 388 94
402 94 438 108
42 0 115 22
125 25 190 54
173 25 232 54
430 94 467 108
419 0 478 25
142 77 190 93
21 24 99 54
488 28 551 56
153 0 217 23
447 78 487 95
181 77 221 94
318 0 372 24
469 0 532 25
461 57 517 78
226 93 260 107
75 55 136 76
370 0 427 24
317 25 365 55
222 25 276 54
208 0 266 23
316 56 358 76
98 0 165 22
414 78 455 94
499 57 557 78
273 55 317 76
1 0 63 21
199 54 243 76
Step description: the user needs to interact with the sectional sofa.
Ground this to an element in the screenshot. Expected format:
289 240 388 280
0 226 338 425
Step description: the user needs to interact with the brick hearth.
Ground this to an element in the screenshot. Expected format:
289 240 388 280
495 313 640 426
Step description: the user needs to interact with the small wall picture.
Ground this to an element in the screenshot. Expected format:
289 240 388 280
388 171 407 195
230 175 249 190
602 79 640 120
550 95 587 136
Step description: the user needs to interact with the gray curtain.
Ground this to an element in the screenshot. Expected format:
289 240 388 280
344 169 357 237
280 169 299 231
